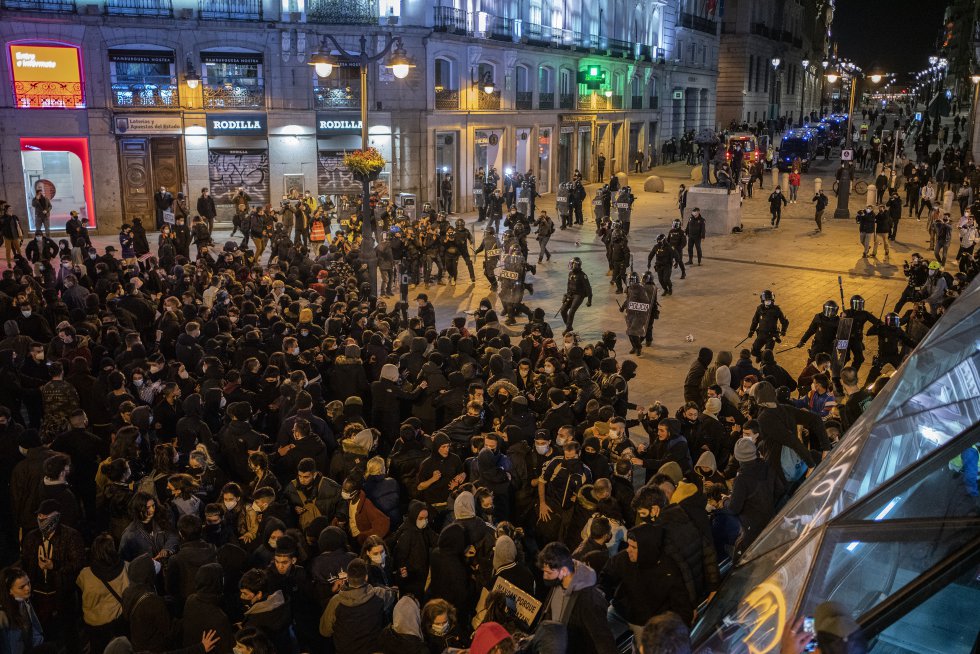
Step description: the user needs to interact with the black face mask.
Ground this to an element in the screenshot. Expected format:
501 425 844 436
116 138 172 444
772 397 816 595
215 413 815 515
542 576 562 588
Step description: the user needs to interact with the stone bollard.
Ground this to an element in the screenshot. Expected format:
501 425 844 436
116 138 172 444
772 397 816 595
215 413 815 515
781 172 789 191
866 186 876 207
771 167 779 189
943 189 954 211
614 171 628 187
643 176 665 193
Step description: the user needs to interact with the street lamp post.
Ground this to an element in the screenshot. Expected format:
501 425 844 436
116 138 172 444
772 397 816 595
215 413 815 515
970 74 980 159
310 33 413 293
829 68 880 219
771 58 782 127
800 58 810 125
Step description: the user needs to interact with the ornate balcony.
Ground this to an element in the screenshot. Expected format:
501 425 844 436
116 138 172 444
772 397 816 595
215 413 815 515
679 12 717 35
433 6 468 34
538 92 554 110
202 84 264 109
631 95 643 110
478 90 501 111
199 0 262 20
559 93 574 109
1 0 75 11
314 86 360 110
435 88 459 110
649 96 659 110
306 0 377 25
487 15 514 41
516 91 533 110
105 0 172 17
112 83 179 108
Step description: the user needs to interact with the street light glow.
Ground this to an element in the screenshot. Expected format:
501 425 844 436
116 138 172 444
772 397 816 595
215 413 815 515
870 74 882 84
826 73 839 83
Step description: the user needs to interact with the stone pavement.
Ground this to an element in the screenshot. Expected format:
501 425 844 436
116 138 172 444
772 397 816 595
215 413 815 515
81 151 930 413
439 156 918 411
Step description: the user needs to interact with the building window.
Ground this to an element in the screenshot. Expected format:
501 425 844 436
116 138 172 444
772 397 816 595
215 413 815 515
108 48 176 108
434 57 459 109
748 54 754 91
314 62 359 109
8 41 85 109
515 64 531 109
538 66 554 109
201 51 264 109
378 0 399 18
529 0 541 24
764 64 769 93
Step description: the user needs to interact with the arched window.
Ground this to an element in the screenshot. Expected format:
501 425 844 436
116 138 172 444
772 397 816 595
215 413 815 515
559 67 573 108
434 57 459 109
649 75 659 109
9 40 86 109
516 64 531 109
538 65 554 109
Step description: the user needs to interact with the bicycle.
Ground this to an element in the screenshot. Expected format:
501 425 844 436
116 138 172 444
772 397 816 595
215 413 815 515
832 179 869 196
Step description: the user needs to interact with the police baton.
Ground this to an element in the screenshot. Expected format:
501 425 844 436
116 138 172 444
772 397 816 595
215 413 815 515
878 293 889 320
775 343 801 355
732 335 750 350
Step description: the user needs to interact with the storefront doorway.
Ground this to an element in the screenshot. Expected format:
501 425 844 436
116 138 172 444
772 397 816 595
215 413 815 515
117 136 183 226
435 131 458 213
558 126 573 184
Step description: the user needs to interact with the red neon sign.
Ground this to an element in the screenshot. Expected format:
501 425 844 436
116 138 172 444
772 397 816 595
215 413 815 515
20 138 97 228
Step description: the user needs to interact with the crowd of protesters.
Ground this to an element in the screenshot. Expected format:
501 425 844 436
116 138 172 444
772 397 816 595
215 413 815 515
0 104 975 654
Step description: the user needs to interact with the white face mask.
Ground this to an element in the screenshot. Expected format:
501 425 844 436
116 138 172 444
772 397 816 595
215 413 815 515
21 310 31 318
544 365 555 375
535 444 550 455
608 430 621 441
416 518 428 530
369 552 385 565
341 491 354 501
556 437 569 447
224 500 237 511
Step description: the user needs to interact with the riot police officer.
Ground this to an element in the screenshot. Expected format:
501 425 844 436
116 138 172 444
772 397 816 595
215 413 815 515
609 231 631 294
592 185 609 232
641 270 660 346
487 188 505 232
622 272 654 356
474 225 502 291
894 252 929 313
866 312 916 385
614 185 634 234
452 217 476 283
798 300 841 360
556 182 572 230
647 234 675 295
499 243 534 325
570 175 586 225
560 257 593 334
666 219 687 279
843 294 882 371
748 290 789 360
422 223 444 287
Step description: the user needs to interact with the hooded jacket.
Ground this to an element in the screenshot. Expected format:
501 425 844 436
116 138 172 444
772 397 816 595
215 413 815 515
426 523 473 613
542 561 616 654
121 554 172 653
243 589 293 653
749 381 828 479
165 537 217 606
319 581 397 654
683 348 713 406
390 500 436 597
181 563 234 654
659 503 720 605
599 524 693 626
639 419 693 478
489 535 535 596
335 489 390 545
378 596 428 654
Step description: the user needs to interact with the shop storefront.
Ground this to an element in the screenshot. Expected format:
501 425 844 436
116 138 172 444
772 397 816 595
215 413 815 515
315 112 392 218
434 131 458 213
113 114 184 225
577 124 592 181
558 125 574 184
537 127 552 193
514 127 533 177
20 137 96 231
474 129 504 185
206 112 269 221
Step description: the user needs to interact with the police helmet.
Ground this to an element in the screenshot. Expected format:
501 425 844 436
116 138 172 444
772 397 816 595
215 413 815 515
823 300 839 318
850 295 865 311
761 289 775 304
422 202 432 212
456 218 465 229
928 260 941 270
656 234 666 242
884 312 901 328
911 252 922 261
628 272 639 286
569 257 582 271
641 270 655 285
672 219 681 229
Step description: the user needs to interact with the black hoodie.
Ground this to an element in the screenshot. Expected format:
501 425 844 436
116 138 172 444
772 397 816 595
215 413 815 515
683 347 713 406
122 554 173 652
182 563 234 654
390 500 436 598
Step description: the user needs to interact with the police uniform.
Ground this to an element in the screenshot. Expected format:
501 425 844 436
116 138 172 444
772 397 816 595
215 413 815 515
622 278 654 355
647 237 675 295
559 261 593 333
748 296 789 359
798 303 841 360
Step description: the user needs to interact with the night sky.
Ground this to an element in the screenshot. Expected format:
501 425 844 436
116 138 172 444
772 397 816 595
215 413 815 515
833 0 949 75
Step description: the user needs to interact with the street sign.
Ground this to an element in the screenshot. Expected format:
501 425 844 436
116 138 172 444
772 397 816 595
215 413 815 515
841 149 853 161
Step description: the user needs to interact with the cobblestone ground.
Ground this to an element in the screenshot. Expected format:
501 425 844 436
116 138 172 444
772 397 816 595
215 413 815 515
87 139 936 412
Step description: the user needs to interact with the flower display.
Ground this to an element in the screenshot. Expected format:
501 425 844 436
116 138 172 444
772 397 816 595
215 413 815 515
343 147 386 176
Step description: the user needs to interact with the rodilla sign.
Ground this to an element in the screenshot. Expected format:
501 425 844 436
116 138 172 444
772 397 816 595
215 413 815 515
8 42 86 109
206 113 268 136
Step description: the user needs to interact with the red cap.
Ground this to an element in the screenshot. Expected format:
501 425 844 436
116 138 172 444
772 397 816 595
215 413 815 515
470 622 511 654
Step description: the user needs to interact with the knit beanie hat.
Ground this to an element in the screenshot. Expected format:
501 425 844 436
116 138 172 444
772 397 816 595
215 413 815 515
733 437 758 463
704 397 722 417
470 623 512 654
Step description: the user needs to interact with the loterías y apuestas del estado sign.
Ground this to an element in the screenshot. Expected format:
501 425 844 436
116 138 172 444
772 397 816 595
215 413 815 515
206 113 268 136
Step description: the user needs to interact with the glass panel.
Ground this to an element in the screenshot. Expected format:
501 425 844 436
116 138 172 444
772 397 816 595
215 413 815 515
742 397 980 565
111 60 176 107
869 565 980 654
802 523 978 621
693 537 819 653
853 431 980 522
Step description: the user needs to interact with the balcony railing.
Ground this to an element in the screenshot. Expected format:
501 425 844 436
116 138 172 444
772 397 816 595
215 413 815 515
434 6 468 33
750 22 770 37
478 90 501 111
203 85 264 109
578 93 610 111
538 92 554 109
435 88 459 110
314 86 360 109
487 15 514 41
307 0 377 24
112 83 179 108
199 0 262 20
559 93 574 109
649 96 659 110
631 95 643 109
636 44 653 61
105 0 172 17
608 38 632 58
1 0 76 11
655 47 666 61
515 91 533 110
524 22 554 46
679 12 717 35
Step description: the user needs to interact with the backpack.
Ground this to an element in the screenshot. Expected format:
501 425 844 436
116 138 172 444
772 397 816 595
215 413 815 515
780 443 807 483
